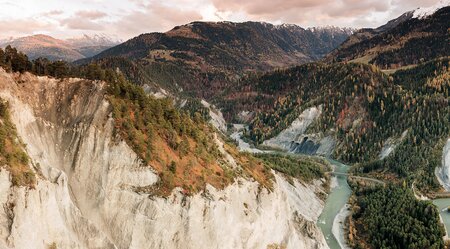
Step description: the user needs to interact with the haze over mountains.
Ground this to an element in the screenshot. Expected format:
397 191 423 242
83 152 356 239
0 34 120 61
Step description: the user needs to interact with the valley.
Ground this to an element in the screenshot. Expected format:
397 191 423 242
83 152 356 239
0 1 449 248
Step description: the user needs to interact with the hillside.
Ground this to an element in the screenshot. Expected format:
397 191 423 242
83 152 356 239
0 34 119 61
82 21 354 98
0 50 332 248
224 56 450 193
327 5 450 69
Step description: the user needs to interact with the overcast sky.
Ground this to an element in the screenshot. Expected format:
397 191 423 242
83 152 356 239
0 0 445 41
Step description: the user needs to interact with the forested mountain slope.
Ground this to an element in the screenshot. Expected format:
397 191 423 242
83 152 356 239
225 56 449 193
80 22 353 98
326 6 450 69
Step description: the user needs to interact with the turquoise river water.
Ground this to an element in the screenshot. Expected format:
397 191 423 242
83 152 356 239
317 159 351 249
316 158 450 249
433 198 450 238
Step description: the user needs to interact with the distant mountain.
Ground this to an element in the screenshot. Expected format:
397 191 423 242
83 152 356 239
327 4 449 69
83 21 354 98
0 35 83 61
0 34 120 61
65 34 120 48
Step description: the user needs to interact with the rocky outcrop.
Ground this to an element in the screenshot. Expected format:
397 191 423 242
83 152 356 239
436 138 450 191
0 69 329 249
379 130 408 160
289 135 335 157
201 99 227 133
263 106 335 156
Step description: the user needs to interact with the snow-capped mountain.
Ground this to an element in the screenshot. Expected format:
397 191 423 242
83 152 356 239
65 34 121 48
412 0 450 18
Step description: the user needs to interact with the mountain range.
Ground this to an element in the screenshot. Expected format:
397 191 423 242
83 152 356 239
0 34 120 61
82 22 355 98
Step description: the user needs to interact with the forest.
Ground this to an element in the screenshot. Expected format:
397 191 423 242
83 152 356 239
254 153 329 183
224 57 450 193
349 185 445 249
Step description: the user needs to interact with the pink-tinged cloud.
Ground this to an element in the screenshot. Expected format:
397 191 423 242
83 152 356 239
43 10 64 16
75 10 108 20
60 18 104 31
0 0 446 40
0 19 54 38
112 3 202 38
213 0 333 15
211 0 443 28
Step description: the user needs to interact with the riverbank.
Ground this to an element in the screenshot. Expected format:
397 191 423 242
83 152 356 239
229 128 352 249
432 199 450 241
332 204 351 249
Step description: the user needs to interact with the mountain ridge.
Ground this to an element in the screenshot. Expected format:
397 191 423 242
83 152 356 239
80 21 354 99
0 34 120 61
326 5 450 68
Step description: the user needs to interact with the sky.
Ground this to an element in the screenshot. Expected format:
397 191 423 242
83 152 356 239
0 0 445 41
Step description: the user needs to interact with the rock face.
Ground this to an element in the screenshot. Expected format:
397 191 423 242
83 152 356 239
378 130 408 160
0 69 329 249
436 138 450 191
201 99 227 133
263 106 335 156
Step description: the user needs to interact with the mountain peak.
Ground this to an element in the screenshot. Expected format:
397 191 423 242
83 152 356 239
308 26 356 35
412 0 449 18
65 34 121 48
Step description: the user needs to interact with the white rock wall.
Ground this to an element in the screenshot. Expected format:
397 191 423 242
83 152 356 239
0 70 329 249
263 106 322 150
437 138 450 191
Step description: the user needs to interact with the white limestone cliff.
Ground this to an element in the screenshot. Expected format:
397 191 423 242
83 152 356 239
0 69 329 249
263 106 335 156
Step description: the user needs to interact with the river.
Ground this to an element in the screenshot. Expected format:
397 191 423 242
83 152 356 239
317 159 351 249
230 128 353 249
315 159 450 249
433 198 450 238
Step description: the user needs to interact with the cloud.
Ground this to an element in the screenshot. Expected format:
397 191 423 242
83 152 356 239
60 17 104 30
59 10 107 31
0 0 445 40
210 0 443 28
43 10 64 16
0 18 54 38
75 10 107 20
112 2 203 38
213 0 333 15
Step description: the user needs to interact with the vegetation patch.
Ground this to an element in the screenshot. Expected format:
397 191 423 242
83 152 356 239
0 100 34 187
78 64 273 196
225 59 450 193
254 153 329 183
